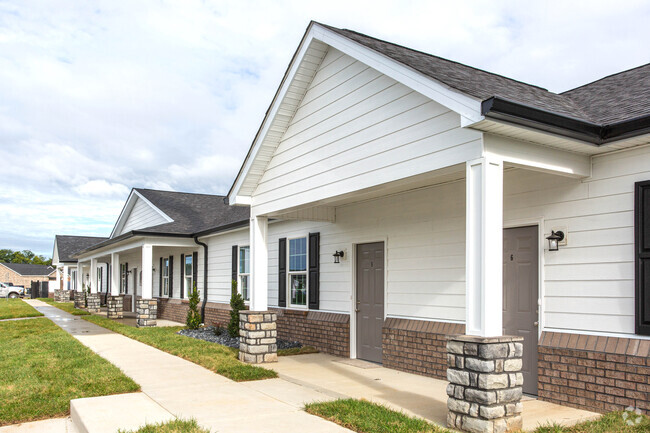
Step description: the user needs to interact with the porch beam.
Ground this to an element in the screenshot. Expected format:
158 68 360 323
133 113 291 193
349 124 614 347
90 258 98 294
111 253 120 296
141 244 153 299
250 215 268 311
466 157 503 337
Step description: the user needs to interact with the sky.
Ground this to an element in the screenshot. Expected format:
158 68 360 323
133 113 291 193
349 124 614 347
0 0 649 257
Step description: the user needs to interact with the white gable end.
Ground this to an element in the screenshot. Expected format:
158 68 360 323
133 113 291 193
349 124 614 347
250 47 483 215
110 191 173 238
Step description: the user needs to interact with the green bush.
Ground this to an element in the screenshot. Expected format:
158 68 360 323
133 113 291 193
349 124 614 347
186 283 201 330
228 280 246 338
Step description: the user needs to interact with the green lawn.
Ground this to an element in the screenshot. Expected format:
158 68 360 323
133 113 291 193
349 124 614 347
82 314 277 382
0 298 43 320
306 399 650 433
37 297 90 315
0 318 139 426
119 419 209 433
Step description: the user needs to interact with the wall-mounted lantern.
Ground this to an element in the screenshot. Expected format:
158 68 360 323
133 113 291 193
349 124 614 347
333 250 345 264
546 230 565 251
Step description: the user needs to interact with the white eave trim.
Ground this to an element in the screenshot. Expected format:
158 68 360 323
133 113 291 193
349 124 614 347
109 190 173 238
228 22 484 205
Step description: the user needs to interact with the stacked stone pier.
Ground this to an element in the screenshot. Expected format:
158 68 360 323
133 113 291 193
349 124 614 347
239 311 278 364
86 293 101 313
446 335 524 433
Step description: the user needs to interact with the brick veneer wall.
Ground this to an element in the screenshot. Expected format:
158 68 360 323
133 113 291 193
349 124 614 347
273 309 350 357
539 331 650 415
383 318 465 379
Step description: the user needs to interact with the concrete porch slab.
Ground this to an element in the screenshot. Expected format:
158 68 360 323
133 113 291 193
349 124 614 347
268 353 600 431
70 392 174 433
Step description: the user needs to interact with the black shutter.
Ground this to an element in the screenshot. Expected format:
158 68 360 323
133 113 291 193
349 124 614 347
159 257 163 297
125 262 128 294
168 255 174 298
180 254 185 298
232 245 238 286
192 251 198 294
278 238 287 307
308 232 320 310
635 180 650 335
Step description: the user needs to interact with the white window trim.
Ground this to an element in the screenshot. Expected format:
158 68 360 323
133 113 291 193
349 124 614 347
162 257 170 297
287 235 309 309
183 253 193 299
238 245 250 303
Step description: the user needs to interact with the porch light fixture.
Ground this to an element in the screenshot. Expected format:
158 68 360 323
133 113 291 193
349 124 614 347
546 231 565 251
333 250 344 264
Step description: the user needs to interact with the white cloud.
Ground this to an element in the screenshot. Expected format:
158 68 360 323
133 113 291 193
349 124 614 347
0 0 648 255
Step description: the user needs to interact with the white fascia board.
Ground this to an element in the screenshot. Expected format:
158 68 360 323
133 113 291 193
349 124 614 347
230 195 252 206
483 134 591 178
228 22 484 205
109 190 173 238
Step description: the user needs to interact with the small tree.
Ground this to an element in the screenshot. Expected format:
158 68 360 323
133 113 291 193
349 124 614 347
228 279 246 338
186 282 201 330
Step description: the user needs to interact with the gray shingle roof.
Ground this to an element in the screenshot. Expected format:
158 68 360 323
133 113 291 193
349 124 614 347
0 262 55 276
322 24 650 126
132 189 249 235
55 235 108 262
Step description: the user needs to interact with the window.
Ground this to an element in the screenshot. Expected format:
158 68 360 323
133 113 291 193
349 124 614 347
239 246 250 301
72 270 77 291
97 267 103 292
120 264 127 294
184 255 193 297
288 237 307 307
162 258 170 296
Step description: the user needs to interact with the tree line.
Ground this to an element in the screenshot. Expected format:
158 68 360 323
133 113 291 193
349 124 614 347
0 249 52 266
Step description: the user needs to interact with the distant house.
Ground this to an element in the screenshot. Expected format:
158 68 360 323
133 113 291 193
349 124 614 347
0 262 56 288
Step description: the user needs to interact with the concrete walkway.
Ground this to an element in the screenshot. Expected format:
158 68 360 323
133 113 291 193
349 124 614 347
21 300 347 433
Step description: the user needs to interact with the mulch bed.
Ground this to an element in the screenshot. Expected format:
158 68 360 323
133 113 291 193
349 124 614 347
178 326 302 350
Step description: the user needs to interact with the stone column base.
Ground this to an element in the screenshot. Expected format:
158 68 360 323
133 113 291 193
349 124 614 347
54 289 70 303
446 335 524 433
86 293 100 313
239 311 278 364
74 292 85 309
107 295 124 319
136 299 157 327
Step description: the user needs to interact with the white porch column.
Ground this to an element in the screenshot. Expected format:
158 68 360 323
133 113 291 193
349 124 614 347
141 244 153 299
76 264 83 292
465 157 504 337
63 265 69 290
111 253 120 296
249 215 268 311
90 258 98 294
56 267 61 290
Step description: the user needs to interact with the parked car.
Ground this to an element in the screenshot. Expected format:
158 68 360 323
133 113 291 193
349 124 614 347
0 282 24 298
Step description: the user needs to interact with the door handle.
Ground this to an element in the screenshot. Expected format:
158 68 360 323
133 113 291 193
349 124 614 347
533 321 539 327
355 308 360 313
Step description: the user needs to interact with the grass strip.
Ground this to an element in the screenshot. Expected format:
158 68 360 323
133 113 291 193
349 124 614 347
82 314 277 382
119 418 210 433
0 318 139 426
37 297 90 315
278 345 319 356
0 298 44 320
306 399 650 433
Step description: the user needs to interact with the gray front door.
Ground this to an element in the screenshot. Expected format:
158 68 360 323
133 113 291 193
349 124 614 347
356 242 385 363
503 226 539 395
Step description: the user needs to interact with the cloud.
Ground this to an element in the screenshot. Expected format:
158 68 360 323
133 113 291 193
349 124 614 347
0 0 648 255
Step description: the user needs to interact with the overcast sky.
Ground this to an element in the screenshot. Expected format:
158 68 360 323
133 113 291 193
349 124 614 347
1 0 649 256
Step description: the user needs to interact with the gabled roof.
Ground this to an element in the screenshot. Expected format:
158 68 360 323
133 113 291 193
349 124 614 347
54 235 108 263
228 22 650 203
0 262 55 276
78 189 250 255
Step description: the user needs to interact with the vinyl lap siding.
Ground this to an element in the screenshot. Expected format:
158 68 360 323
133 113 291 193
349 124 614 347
120 198 167 234
252 48 482 215
503 145 650 336
205 230 249 304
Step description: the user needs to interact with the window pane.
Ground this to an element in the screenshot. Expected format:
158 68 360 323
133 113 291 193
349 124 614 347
185 276 192 293
185 255 192 276
240 275 249 301
289 238 307 272
290 274 307 306
239 246 250 274
163 258 169 277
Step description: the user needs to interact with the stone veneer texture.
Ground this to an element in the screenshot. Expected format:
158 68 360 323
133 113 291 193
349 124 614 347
107 295 123 319
136 299 157 327
446 335 524 433
239 311 278 364
86 293 100 313
53 289 70 303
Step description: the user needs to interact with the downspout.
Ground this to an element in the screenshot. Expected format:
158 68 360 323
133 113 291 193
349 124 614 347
193 236 209 323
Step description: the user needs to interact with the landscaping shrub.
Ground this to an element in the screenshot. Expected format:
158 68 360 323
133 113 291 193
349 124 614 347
228 279 245 338
186 283 201 330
